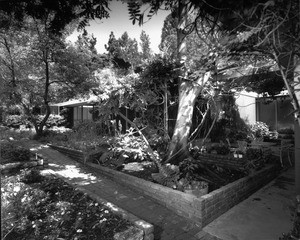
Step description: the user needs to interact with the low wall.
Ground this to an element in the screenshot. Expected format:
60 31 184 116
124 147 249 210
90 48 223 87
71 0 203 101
198 153 247 170
50 144 280 228
49 144 85 162
88 163 279 228
48 144 103 164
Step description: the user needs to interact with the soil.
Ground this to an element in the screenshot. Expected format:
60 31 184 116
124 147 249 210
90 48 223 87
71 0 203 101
97 157 246 193
1 170 133 240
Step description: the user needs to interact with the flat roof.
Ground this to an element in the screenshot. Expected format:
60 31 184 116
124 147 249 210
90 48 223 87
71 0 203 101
51 99 96 107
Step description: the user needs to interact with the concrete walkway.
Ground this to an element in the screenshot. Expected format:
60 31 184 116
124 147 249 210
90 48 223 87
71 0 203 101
17 140 296 240
204 167 296 240
18 140 220 240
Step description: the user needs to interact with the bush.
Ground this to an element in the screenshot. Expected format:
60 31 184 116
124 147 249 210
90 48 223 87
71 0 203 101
1 142 31 162
250 121 270 140
36 114 66 128
3 115 31 129
21 169 44 184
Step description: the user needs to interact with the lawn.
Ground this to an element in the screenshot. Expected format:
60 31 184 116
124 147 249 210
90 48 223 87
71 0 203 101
1 169 134 240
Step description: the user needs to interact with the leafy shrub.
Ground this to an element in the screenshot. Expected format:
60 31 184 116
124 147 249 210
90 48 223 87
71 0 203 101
250 121 270 140
36 114 66 128
1 142 31 162
3 115 31 129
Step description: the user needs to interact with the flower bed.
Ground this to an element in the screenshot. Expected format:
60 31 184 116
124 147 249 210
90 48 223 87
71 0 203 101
1 170 143 240
87 163 280 228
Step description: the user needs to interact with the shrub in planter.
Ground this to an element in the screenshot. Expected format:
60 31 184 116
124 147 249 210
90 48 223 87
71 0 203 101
1 142 31 162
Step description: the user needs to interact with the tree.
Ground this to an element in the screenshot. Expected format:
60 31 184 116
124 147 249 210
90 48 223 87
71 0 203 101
0 13 102 136
139 30 152 63
3 0 299 190
105 31 140 70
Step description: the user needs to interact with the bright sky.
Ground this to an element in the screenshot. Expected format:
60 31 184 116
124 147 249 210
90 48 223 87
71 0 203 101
67 1 170 54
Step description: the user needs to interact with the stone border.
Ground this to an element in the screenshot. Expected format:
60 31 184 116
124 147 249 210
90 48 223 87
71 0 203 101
49 144 280 228
87 162 280 228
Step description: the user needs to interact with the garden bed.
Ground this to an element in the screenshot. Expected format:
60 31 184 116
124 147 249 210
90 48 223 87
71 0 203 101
1 169 142 240
87 163 280 228
49 143 281 227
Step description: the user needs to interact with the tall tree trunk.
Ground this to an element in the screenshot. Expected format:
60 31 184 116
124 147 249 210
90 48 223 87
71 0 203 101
166 0 189 163
165 0 213 164
35 52 51 137
166 72 211 164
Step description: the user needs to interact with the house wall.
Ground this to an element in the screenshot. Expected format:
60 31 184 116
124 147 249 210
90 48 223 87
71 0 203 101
73 106 93 125
256 96 294 130
235 91 257 124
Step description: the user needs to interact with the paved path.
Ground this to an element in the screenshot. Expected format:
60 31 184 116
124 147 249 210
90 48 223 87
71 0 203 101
203 167 296 240
18 140 220 240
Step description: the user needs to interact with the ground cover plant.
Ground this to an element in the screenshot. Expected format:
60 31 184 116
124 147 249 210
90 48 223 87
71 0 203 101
0 141 31 164
1 169 133 240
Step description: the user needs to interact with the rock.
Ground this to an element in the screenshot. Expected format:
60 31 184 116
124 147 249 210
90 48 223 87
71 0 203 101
113 226 144 240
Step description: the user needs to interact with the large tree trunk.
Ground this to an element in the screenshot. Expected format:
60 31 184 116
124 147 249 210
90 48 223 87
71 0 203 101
166 72 211 164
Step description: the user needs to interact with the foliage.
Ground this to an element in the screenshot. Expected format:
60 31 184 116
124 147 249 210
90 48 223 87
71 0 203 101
21 169 44 184
105 31 140 70
1 171 132 240
33 114 66 128
1 142 31 163
0 126 35 141
249 121 270 141
3 115 31 129
3 114 66 130
209 94 250 143
0 12 101 137
0 0 111 34
245 148 263 161
139 30 152 63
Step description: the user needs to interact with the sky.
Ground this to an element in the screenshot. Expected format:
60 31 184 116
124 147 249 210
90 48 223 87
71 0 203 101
67 1 170 54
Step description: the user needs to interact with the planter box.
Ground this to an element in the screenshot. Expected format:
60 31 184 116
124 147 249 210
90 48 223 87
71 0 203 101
48 144 104 164
50 144 280 228
87 162 280 228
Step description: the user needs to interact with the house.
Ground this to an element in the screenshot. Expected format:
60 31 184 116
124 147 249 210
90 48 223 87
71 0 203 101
236 90 294 131
50 98 136 133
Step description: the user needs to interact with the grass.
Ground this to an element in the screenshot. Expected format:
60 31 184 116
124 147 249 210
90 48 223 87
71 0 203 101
1 169 133 240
